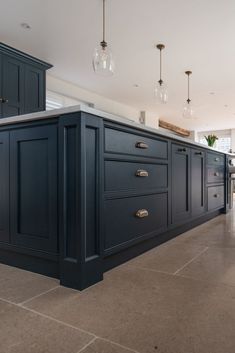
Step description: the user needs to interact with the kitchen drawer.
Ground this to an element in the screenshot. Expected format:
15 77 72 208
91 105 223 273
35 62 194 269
207 152 224 166
105 160 167 192
207 166 224 183
208 185 224 211
104 193 167 251
105 128 168 159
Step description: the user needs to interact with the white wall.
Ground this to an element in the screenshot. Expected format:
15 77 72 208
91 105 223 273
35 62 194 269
231 129 235 151
47 74 159 129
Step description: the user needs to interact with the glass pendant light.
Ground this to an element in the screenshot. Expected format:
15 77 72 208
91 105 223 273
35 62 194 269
155 44 168 104
93 0 114 76
183 71 194 118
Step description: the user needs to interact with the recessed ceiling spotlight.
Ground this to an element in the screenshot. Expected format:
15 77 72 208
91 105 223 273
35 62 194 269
209 92 215 95
224 104 228 107
133 84 139 88
20 23 31 30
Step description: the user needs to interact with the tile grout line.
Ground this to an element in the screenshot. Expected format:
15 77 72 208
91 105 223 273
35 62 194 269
0 296 98 339
76 336 140 353
174 272 235 288
76 337 97 353
0 296 141 353
173 247 209 275
129 262 235 289
22 306 98 338
127 265 174 276
18 285 61 306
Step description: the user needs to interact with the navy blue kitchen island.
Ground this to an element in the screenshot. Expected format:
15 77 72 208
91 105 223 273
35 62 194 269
0 106 228 289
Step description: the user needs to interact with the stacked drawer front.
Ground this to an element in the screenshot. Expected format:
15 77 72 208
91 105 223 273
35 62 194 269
105 161 167 192
207 152 225 211
105 193 167 250
208 185 224 211
105 128 168 159
104 126 168 253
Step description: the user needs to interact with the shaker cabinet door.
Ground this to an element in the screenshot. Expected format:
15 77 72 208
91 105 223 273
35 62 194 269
172 144 191 224
24 65 45 114
191 149 205 216
2 55 24 117
10 125 58 252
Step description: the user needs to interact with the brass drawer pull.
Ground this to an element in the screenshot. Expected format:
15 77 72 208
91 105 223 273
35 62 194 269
135 209 149 218
214 172 219 177
136 141 148 149
178 148 186 152
135 169 149 177
214 194 220 198
195 151 202 155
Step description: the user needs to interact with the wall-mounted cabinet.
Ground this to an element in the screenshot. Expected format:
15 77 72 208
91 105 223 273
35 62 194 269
0 43 52 119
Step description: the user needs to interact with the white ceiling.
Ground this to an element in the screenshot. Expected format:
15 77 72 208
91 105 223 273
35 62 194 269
1 0 235 131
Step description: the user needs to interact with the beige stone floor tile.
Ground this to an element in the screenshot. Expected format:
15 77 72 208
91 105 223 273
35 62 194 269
0 299 94 353
180 231 235 248
0 264 59 304
169 215 235 248
176 247 235 286
24 266 235 353
126 242 207 274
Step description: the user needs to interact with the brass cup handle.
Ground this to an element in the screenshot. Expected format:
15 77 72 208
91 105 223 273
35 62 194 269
0 97 8 103
214 194 220 198
135 209 149 218
135 141 148 149
135 169 149 177
195 151 202 155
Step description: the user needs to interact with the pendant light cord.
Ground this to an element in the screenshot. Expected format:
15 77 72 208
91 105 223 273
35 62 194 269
103 0 106 43
100 0 107 48
187 74 190 103
157 45 164 85
160 49 162 82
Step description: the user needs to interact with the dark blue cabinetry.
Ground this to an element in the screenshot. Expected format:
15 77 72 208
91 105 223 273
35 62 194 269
104 193 168 252
10 125 58 252
59 113 103 289
206 151 225 212
191 148 205 216
24 64 45 114
2 55 24 117
172 143 191 224
0 43 52 118
0 112 227 290
0 131 10 243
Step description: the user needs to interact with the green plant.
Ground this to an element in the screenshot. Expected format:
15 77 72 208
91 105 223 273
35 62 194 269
204 134 218 147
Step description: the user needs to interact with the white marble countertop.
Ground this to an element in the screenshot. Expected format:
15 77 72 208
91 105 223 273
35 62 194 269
0 104 230 155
